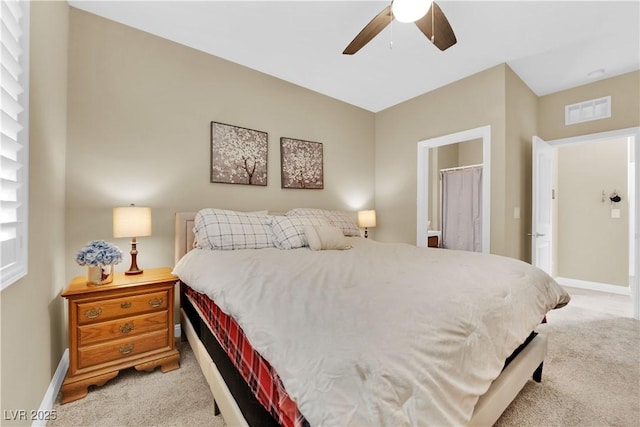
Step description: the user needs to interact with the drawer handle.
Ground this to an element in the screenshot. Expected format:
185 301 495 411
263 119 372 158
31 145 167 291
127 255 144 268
119 343 135 355
84 308 102 319
119 322 134 334
120 302 132 309
148 298 163 308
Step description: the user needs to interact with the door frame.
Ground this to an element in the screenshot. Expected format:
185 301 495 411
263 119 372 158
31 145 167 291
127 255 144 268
416 125 491 251
543 127 639 320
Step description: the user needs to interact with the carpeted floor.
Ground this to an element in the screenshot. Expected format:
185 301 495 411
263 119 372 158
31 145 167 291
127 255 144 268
49 339 224 427
495 304 639 426
50 303 639 426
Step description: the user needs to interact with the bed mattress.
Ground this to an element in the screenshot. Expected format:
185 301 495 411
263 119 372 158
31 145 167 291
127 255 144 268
185 287 306 427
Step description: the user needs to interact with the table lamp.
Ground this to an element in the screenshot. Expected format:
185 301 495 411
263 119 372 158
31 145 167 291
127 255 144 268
357 210 376 238
113 204 152 275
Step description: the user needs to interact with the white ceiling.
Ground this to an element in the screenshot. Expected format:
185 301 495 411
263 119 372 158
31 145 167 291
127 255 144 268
68 0 640 112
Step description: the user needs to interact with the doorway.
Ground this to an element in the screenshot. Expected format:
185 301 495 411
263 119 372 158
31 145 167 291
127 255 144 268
532 127 639 319
417 125 491 251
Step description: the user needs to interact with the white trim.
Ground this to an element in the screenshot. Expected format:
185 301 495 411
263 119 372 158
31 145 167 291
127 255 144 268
417 125 491 252
556 277 631 296
32 349 68 427
547 126 639 147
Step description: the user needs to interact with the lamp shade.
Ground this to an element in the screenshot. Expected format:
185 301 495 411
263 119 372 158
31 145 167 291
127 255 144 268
358 210 377 228
392 0 432 23
113 206 152 238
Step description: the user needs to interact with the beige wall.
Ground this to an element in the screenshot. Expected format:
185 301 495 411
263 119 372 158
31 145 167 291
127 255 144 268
538 71 640 140
505 66 538 261
0 1 69 424
458 138 484 166
65 8 375 283
375 64 509 254
557 138 629 286
375 64 539 261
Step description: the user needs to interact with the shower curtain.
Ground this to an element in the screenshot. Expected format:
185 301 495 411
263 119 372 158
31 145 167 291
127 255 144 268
441 166 483 252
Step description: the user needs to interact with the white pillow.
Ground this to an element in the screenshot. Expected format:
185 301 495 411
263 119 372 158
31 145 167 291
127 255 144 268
286 208 360 237
304 225 352 251
324 211 361 237
270 215 330 250
193 208 273 250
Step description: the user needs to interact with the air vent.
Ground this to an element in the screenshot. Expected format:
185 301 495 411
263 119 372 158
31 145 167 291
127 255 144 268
565 96 611 125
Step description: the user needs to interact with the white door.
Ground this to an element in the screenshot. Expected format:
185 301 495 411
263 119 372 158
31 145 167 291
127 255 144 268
532 136 553 274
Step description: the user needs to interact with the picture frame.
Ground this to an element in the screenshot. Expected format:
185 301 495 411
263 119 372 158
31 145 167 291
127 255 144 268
280 137 324 189
210 121 268 186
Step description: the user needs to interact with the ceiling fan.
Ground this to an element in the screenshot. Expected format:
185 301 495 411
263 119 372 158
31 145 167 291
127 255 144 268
343 0 456 55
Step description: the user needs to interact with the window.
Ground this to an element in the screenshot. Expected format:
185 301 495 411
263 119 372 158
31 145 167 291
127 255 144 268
1 0 29 290
565 96 611 125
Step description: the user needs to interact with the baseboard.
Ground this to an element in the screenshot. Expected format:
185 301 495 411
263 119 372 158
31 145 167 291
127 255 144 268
556 277 631 295
32 349 68 427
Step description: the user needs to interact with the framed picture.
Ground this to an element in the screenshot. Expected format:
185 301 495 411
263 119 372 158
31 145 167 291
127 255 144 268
210 121 268 186
280 137 324 189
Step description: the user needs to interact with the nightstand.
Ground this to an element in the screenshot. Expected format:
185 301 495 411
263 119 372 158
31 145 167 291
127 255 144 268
61 267 180 404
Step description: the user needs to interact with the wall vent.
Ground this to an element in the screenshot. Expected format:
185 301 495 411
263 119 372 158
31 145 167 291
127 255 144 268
565 96 611 125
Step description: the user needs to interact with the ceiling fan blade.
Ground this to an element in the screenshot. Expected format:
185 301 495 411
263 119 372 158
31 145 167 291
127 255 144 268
414 2 457 51
343 5 393 55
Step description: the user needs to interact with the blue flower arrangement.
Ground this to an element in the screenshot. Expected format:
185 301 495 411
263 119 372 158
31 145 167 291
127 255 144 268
76 240 123 267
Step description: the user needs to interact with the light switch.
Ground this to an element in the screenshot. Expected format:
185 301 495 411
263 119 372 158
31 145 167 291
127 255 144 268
514 207 520 219
611 209 621 219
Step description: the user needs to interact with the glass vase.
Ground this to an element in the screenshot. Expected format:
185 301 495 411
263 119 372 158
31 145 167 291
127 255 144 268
87 264 114 286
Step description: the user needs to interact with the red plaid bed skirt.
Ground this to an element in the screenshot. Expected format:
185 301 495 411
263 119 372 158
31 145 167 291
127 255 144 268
185 286 307 427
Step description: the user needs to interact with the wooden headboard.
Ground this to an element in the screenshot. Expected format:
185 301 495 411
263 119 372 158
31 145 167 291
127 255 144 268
175 212 196 264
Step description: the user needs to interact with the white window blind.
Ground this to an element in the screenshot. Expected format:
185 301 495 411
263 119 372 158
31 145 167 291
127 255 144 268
1 0 29 290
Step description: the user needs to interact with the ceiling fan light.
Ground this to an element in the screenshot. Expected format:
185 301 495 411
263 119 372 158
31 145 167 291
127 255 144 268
392 0 432 23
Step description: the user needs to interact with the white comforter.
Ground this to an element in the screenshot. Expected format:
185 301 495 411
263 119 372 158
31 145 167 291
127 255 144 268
173 238 570 426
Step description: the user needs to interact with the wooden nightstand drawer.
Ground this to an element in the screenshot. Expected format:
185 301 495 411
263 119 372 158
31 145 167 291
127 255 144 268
78 311 168 345
77 290 168 325
78 329 169 369
61 267 180 404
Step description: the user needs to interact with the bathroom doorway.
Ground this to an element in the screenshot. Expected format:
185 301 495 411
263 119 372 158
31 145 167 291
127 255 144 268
417 125 491 252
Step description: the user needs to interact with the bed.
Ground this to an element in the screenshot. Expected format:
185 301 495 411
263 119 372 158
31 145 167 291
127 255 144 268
173 209 570 426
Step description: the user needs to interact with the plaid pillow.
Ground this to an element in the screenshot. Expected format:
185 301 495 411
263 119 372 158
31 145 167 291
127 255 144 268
286 208 360 237
325 211 361 237
269 215 330 250
285 208 327 217
194 208 273 250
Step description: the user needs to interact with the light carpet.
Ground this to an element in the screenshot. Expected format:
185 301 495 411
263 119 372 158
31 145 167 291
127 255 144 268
50 304 639 426
495 304 639 426
48 340 223 427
